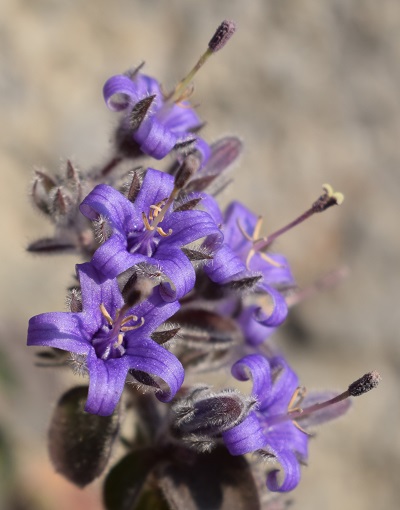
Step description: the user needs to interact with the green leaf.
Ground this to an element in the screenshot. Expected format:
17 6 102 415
103 449 158 510
134 487 171 510
48 386 119 487
157 447 260 510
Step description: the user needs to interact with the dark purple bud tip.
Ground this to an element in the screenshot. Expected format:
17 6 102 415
121 273 153 308
208 20 237 53
348 371 381 397
174 154 200 189
129 95 156 131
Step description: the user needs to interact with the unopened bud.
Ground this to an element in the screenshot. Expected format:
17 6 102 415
208 20 237 53
67 288 83 313
174 154 200 189
173 388 254 435
127 169 142 202
348 371 381 397
65 160 79 183
51 187 71 218
121 273 153 307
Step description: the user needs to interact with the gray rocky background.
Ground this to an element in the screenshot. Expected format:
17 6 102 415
1 0 399 508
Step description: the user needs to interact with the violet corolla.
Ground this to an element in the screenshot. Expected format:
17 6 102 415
222 353 359 492
80 166 223 301
205 201 294 332
104 69 209 161
27 262 184 416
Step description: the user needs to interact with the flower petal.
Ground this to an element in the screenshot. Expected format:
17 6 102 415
135 118 177 160
103 74 160 111
80 184 139 235
265 447 302 492
164 102 201 132
163 209 223 249
86 350 129 416
27 312 92 354
91 235 146 279
222 201 258 253
250 254 295 287
231 354 272 404
154 246 196 301
128 286 180 339
204 244 247 284
254 282 289 328
238 305 276 346
261 356 299 412
133 168 174 216
222 412 267 455
125 338 184 402
76 263 123 322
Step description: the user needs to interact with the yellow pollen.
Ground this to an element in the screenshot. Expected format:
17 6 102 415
121 314 139 326
287 386 306 411
99 304 145 349
322 183 344 205
121 317 145 332
237 218 284 269
149 199 167 221
142 212 154 231
100 303 113 325
287 386 312 436
156 226 173 237
142 197 174 237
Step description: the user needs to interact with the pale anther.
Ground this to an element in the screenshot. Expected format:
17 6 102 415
100 303 113 325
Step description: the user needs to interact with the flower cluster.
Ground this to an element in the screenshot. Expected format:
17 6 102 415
26 20 380 507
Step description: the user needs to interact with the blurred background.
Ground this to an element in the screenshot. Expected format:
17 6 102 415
1 0 399 508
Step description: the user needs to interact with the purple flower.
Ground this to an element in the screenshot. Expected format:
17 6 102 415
205 201 294 332
27 263 184 416
222 354 351 492
222 354 308 492
80 168 222 301
103 71 209 161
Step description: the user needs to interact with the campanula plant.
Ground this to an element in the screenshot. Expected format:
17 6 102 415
26 20 380 509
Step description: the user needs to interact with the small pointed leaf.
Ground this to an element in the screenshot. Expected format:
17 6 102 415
27 237 77 254
174 198 202 213
130 95 156 131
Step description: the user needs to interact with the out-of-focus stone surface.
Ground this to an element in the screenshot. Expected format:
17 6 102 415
1 0 399 508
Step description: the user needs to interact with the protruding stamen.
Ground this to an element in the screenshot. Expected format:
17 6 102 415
167 20 236 103
266 371 380 430
256 184 345 249
237 218 284 269
287 386 307 411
